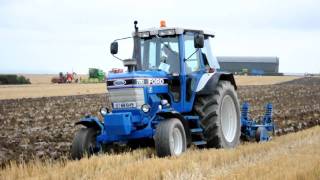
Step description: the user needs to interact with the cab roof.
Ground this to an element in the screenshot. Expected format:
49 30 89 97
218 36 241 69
135 27 215 38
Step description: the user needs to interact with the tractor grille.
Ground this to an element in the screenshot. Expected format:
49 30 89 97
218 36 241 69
108 88 145 109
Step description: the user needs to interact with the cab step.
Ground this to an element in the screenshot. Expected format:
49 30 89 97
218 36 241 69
192 141 207 146
190 128 203 134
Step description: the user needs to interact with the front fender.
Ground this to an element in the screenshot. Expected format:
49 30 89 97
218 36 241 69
197 72 237 95
75 116 104 131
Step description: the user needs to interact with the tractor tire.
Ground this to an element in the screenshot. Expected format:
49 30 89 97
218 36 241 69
194 80 240 148
154 118 187 157
71 128 99 160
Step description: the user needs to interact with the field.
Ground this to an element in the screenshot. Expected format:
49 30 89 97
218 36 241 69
0 76 319 179
0 84 106 100
23 74 89 84
1 127 319 179
234 75 300 85
0 75 299 100
0 74 105 100
23 74 299 85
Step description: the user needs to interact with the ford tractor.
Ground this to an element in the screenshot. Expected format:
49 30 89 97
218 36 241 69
71 21 242 159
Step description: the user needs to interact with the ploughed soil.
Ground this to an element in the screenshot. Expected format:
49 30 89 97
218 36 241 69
0 77 319 166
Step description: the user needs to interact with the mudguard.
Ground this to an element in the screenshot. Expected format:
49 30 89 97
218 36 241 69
75 116 104 131
197 72 237 95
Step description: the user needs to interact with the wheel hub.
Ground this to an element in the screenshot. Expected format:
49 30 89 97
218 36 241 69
221 95 237 143
170 127 183 155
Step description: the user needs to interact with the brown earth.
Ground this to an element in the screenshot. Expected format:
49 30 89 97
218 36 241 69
238 77 320 133
0 77 319 166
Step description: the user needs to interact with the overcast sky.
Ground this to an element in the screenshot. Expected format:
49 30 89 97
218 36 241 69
0 0 319 74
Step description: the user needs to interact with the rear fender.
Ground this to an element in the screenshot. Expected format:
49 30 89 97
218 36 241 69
157 111 191 146
75 116 104 131
197 72 237 95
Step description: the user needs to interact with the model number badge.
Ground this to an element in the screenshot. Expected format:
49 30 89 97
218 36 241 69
113 79 126 86
148 78 164 85
113 102 137 109
136 79 145 85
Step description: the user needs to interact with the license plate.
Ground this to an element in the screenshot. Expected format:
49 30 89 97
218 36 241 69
112 102 137 109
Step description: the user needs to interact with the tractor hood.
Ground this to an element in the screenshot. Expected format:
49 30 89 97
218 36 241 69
106 70 169 89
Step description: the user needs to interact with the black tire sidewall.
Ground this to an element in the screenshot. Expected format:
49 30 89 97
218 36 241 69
83 128 97 152
71 128 98 159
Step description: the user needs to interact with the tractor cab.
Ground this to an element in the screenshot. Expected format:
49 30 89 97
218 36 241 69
109 22 220 113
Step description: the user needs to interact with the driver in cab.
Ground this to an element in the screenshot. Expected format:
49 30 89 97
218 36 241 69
160 45 180 74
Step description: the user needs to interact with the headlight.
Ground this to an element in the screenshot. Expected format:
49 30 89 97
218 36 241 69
141 104 151 113
100 107 109 116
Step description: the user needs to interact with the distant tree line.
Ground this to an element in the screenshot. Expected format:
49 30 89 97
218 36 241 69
0 75 31 85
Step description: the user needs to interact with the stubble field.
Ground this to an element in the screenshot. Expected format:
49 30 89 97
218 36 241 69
1 126 319 179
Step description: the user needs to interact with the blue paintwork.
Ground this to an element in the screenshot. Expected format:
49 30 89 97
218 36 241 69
104 112 133 135
241 102 275 142
95 100 173 144
75 32 222 147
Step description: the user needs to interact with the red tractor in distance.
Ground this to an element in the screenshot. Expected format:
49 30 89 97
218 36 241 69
51 72 79 83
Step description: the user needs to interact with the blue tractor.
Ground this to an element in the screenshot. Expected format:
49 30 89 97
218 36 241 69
71 21 242 159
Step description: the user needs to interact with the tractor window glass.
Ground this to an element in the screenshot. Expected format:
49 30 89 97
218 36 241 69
184 33 200 74
148 42 157 69
160 42 179 73
140 36 180 73
202 38 220 69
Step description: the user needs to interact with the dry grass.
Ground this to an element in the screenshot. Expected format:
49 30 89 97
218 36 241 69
22 74 57 84
0 74 104 100
0 75 301 100
0 84 106 100
1 126 319 180
235 75 300 85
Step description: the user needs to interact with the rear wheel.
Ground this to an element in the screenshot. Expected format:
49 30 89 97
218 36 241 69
194 80 240 148
71 128 100 160
154 118 187 157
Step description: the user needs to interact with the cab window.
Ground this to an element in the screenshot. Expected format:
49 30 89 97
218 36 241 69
201 37 220 69
184 33 201 74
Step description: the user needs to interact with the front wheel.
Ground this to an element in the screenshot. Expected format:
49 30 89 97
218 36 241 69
71 128 100 160
154 118 187 157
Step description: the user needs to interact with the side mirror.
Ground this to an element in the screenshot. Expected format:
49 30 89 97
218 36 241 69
110 42 118 54
194 34 204 48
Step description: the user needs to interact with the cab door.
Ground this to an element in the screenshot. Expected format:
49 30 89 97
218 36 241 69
181 32 205 112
